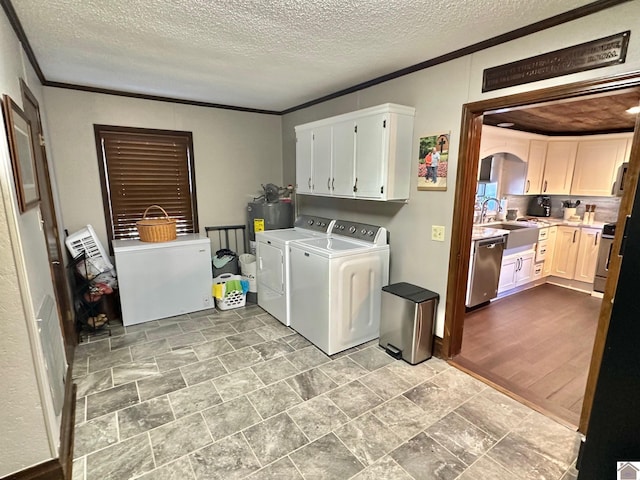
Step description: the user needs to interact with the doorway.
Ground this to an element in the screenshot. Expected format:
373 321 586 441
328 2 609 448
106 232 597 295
442 73 640 434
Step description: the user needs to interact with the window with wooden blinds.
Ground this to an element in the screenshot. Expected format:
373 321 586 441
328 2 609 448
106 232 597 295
94 125 199 242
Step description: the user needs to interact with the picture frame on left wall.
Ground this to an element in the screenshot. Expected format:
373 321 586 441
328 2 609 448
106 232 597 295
2 94 40 212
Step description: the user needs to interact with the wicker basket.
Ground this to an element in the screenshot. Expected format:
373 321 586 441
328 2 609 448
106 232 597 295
136 205 177 242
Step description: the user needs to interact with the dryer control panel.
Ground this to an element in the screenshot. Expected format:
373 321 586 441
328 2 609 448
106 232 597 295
332 220 387 245
294 215 334 233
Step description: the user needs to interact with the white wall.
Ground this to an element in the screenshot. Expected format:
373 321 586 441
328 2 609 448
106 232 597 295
0 9 61 476
43 89 283 249
282 1 640 337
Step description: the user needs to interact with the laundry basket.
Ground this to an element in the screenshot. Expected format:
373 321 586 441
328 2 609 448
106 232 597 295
212 273 247 310
65 224 114 274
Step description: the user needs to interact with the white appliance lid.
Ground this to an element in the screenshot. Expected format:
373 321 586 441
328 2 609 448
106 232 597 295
257 228 325 243
295 237 371 252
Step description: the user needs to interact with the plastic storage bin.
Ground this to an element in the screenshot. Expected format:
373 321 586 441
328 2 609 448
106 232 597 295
239 254 257 292
212 273 247 310
379 282 439 365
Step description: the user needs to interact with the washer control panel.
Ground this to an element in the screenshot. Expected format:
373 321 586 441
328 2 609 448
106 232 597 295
332 220 387 244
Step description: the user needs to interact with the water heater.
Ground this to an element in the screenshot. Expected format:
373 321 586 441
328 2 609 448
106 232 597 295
246 184 294 252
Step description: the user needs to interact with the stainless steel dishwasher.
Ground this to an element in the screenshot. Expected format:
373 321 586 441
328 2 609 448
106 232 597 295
466 235 506 308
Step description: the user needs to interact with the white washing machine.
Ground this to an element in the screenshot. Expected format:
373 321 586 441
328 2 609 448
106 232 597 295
289 220 390 355
256 215 334 325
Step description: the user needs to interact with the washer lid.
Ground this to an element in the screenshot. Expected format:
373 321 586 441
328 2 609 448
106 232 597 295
295 236 371 252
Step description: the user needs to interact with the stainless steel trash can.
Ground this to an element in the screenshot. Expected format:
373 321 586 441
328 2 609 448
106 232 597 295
379 282 439 365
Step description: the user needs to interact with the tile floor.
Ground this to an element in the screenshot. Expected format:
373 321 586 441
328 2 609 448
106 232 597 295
72 304 581 480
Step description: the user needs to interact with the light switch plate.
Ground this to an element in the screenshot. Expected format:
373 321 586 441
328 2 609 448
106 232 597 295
432 225 445 242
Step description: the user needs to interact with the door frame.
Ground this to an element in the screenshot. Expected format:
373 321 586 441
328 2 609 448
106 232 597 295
20 79 76 359
441 71 640 434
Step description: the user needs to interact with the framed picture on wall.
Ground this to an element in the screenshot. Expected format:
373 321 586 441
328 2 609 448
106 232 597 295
2 94 40 212
417 132 450 191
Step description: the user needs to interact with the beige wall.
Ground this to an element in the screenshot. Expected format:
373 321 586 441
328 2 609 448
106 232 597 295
282 1 640 337
0 9 61 477
42 89 283 249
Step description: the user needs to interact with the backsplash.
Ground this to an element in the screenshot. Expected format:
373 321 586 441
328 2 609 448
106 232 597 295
504 195 621 223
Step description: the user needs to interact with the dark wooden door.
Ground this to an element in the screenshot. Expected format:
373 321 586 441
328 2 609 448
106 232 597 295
20 79 76 360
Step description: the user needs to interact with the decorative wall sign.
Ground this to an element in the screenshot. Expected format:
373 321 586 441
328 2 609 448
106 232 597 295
482 31 630 92
2 94 40 212
418 132 449 191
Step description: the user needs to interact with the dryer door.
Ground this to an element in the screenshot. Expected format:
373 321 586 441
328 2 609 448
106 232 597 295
257 241 284 294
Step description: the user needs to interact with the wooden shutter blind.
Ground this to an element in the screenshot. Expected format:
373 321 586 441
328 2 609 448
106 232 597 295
95 126 198 241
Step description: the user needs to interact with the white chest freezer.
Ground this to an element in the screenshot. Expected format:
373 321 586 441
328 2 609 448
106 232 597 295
113 234 213 325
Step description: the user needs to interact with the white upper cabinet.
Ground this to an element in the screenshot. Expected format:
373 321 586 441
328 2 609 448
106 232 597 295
295 103 415 201
331 120 356 196
495 128 633 197
354 113 386 198
525 140 547 194
295 129 313 194
502 139 547 195
311 125 333 196
571 138 628 196
541 141 578 195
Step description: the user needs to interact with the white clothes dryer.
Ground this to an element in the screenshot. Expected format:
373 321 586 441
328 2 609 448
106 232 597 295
289 220 390 355
256 215 334 325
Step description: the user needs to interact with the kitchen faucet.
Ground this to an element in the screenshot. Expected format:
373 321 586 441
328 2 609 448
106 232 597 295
480 197 502 223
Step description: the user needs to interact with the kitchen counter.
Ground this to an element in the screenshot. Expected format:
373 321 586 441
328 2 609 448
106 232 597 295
543 218 606 229
471 226 509 241
471 218 606 242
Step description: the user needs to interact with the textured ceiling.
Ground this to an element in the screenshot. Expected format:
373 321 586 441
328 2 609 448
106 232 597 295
12 0 597 111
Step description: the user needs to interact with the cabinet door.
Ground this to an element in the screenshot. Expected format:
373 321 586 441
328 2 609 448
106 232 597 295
332 120 356 196
295 129 313 194
542 141 577 195
574 228 600 283
312 126 333 196
506 136 530 162
516 251 535 285
543 226 557 276
354 113 386 198
571 139 627 196
525 140 547 194
551 226 579 279
498 254 518 293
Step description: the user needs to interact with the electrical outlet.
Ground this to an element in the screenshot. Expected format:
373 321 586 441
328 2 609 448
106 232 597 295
432 225 445 242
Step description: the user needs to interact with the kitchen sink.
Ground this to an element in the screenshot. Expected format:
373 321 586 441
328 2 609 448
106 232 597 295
477 221 539 250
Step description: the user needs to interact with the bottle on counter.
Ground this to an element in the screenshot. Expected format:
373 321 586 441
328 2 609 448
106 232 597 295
584 205 595 225
583 204 592 224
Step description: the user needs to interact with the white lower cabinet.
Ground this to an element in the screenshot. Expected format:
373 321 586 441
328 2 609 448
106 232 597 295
551 226 580 279
574 228 601 283
498 249 535 293
550 226 601 283
542 226 557 276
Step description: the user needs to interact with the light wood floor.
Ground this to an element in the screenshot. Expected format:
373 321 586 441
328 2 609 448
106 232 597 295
451 283 601 428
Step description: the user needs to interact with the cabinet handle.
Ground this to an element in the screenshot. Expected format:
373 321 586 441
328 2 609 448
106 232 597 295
308 177 311 189
526 180 530 193
594 232 599 246
327 178 331 190
332 178 335 190
573 230 577 243
543 180 548 192
353 178 358 193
